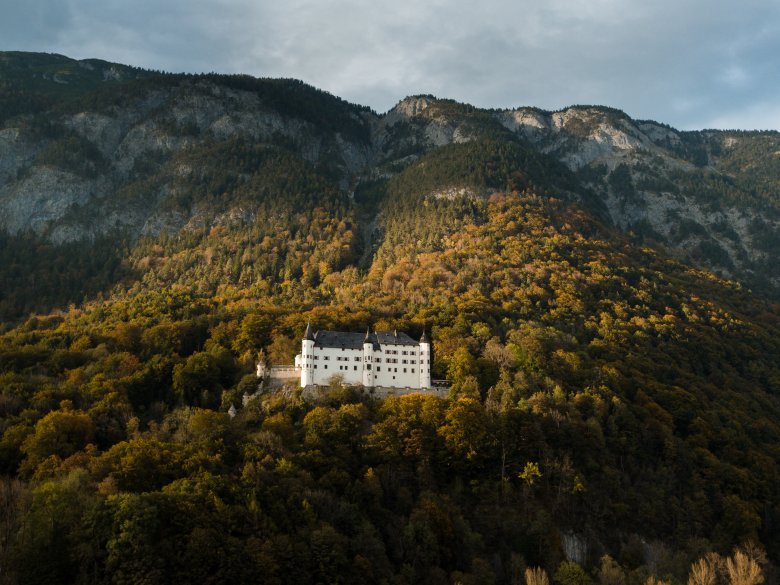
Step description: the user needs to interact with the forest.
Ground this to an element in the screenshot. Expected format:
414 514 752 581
2 185 780 584
0 52 779 585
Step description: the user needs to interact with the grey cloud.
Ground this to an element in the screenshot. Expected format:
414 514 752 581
2 0 780 129
0 0 73 51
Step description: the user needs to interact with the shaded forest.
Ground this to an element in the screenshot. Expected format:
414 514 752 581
2 188 779 584
0 51 779 585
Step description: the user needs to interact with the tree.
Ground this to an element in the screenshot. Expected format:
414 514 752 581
302 403 367 457
172 352 221 407
519 462 542 487
438 396 489 463
20 407 95 476
448 347 477 385
687 554 721 585
233 313 273 355
483 336 516 370
266 335 298 366
367 394 446 463
99 438 187 492
554 561 592 585
12 470 96 584
105 493 171 585
526 567 550 585
598 556 626 585
725 550 763 585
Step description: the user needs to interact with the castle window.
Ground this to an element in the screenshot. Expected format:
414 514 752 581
403 368 407 373
314 365 317 369
412 369 415 373
376 358 381 363
367 365 371 370
376 367 380 371
402 359 407 364
325 365 328 369
354 366 357 371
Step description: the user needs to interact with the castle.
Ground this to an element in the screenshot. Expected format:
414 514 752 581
294 324 432 389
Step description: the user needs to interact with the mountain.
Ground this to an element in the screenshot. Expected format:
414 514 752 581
1 52 780 584
0 52 779 321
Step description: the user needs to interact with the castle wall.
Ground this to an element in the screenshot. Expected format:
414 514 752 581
267 365 300 386
308 345 364 386
371 342 426 388
302 384 448 401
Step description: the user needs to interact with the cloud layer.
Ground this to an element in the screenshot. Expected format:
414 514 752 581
3 0 779 129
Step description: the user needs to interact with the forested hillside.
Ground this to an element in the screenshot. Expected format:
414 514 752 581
1 52 779 585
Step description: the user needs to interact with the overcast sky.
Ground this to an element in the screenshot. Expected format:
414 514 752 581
4 0 780 130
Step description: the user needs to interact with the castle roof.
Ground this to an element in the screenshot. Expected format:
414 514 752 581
312 329 419 349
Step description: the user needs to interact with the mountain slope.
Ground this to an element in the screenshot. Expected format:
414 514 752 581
1 52 780 582
392 99 780 291
1 53 779 324
1 190 779 582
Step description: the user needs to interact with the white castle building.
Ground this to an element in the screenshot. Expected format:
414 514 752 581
294 324 432 389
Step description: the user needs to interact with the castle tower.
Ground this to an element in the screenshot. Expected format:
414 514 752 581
300 321 315 387
419 328 431 389
362 327 374 387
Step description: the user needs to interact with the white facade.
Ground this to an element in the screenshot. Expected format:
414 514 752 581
296 325 432 389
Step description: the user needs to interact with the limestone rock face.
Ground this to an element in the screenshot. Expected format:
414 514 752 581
0 79 377 242
494 105 779 288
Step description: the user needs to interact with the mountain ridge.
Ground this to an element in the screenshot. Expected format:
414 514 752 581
0 50 779 321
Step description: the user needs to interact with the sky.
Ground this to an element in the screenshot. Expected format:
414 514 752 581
3 0 780 130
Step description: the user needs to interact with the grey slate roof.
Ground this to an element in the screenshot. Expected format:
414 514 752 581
313 331 365 349
373 330 419 346
312 330 419 349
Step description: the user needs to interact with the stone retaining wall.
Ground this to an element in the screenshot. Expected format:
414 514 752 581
301 384 448 401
